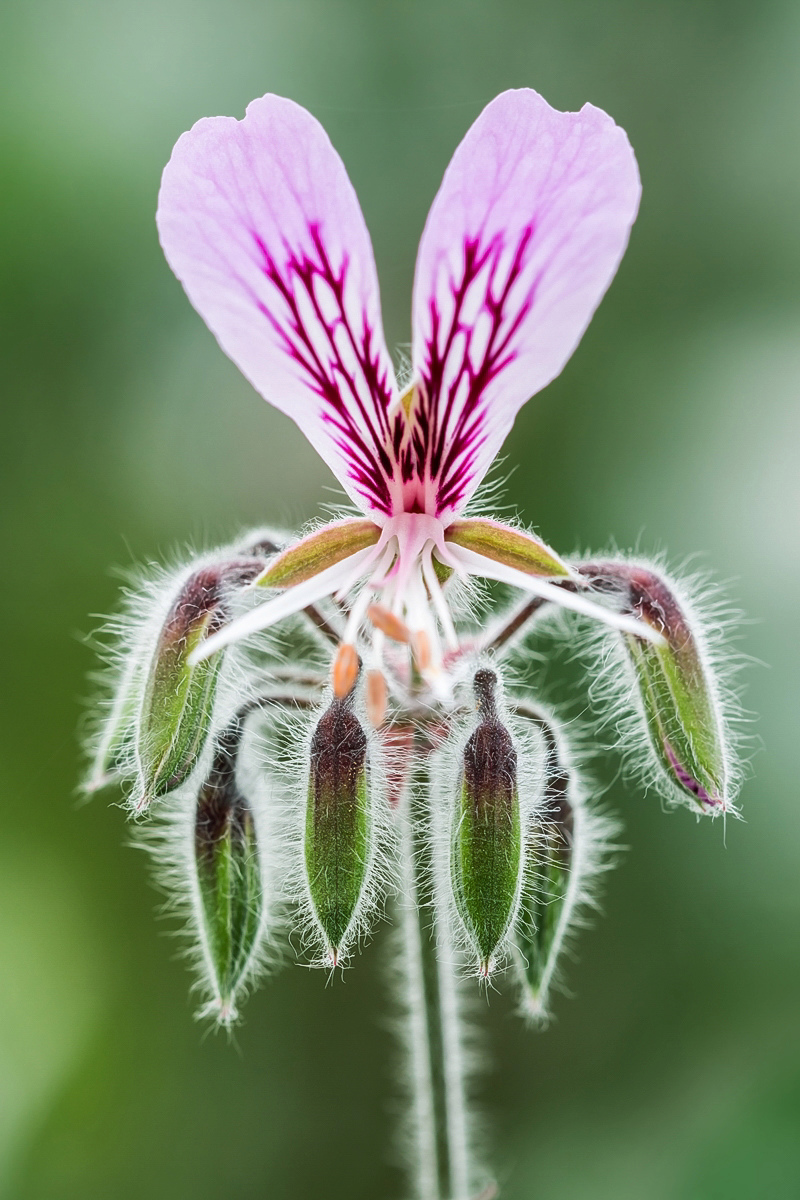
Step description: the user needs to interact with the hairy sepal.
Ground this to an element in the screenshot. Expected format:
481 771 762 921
445 519 570 579
510 704 620 1024
194 723 263 1025
299 682 395 965
256 519 381 588
450 669 525 974
579 560 735 816
135 558 263 810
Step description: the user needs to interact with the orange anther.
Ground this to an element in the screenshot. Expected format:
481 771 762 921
332 642 359 698
367 603 411 643
365 669 388 728
411 630 431 672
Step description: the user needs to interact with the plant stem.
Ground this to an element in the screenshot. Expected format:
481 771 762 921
396 750 472 1200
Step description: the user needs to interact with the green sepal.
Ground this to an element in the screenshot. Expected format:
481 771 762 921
510 705 575 1017
138 609 224 805
445 519 570 578
136 560 261 808
625 625 725 813
85 655 144 792
195 726 262 1022
257 520 381 588
305 694 370 959
430 553 454 586
451 670 522 972
582 562 727 813
514 800 572 1004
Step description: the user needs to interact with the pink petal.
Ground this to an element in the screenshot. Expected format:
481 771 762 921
411 88 641 518
157 95 397 517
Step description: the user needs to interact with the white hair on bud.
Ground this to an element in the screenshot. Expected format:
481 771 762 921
133 714 286 1029
249 685 397 969
504 699 622 1026
556 550 748 819
81 526 306 814
425 657 547 980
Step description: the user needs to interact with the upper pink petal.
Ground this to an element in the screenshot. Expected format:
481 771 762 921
410 88 641 518
157 94 397 517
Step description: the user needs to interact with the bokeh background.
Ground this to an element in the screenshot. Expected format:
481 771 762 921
1 1 799 1197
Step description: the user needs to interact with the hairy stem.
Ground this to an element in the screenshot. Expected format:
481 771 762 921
395 748 473 1200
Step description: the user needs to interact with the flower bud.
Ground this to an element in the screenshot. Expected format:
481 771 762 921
508 706 617 1023
84 655 144 793
451 669 522 974
305 692 371 961
580 562 728 814
136 559 262 810
514 723 574 1015
194 721 262 1024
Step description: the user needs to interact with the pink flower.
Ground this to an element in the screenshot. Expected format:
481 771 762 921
157 89 656 692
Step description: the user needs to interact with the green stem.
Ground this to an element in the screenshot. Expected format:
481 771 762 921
396 750 472 1200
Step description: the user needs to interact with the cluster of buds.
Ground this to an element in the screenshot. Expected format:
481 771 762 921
86 526 738 1026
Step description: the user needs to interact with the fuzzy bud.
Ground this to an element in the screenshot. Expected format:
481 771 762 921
136 559 262 810
451 669 522 974
581 562 728 814
305 691 371 961
194 721 263 1025
513 712 574 1015
84 655 144 793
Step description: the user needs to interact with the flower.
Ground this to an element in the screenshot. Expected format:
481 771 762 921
156 88 656 695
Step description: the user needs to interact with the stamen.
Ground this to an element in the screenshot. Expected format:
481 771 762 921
367 603 411 643
421 545 459 651
365 669 388 728
411 630 431 672
332 643 359 698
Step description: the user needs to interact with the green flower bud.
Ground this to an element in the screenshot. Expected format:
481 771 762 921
581 562 728 814
513 713 574 1012
84 654 144 793
194 721 263 1025
452 669 522 975
136 559 261 810
305 690 371 962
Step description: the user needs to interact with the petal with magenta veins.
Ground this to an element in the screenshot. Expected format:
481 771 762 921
443 542 665 644
256 519 381 588
411 88 641 518
157 94 397 517
445 518 570 578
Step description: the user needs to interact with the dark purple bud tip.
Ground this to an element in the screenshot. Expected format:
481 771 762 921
473 668 499 717
664 740 722 812
579 561 727 814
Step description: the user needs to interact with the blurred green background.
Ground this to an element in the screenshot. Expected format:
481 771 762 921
1 0 798 1197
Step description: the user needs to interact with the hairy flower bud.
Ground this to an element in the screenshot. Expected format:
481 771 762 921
85 655 144 793
451 669 522 974
194 721 263 1025
305 691 371 961
509 705 617 1023
513 713 573 1015
136 559 261 810
581 562 728 814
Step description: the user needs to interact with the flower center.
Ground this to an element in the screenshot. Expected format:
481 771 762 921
336 512 459 701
